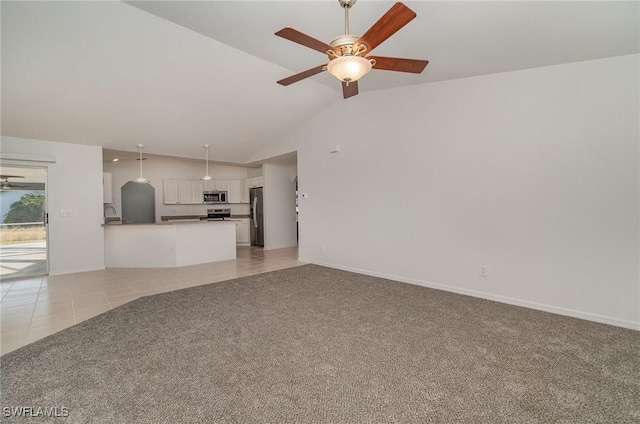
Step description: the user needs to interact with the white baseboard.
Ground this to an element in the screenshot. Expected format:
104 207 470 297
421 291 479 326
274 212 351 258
49 265 106 276
300 258 639 331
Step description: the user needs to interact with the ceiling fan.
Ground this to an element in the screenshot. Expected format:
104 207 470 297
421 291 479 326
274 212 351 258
0 175 44 191
275 0 428 99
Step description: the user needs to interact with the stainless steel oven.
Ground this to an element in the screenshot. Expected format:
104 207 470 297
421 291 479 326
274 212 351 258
205 208 231 220
203 191 227 204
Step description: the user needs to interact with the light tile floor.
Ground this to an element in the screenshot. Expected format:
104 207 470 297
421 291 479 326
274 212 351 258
0 246 303 355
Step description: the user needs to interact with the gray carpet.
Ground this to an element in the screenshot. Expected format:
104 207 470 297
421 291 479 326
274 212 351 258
1 264 639 423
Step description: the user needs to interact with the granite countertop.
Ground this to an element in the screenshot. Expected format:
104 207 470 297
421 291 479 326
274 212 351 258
103 215 250 225
103 221 172 226
160 214 251 221
160 215 205 221
104 220 236 226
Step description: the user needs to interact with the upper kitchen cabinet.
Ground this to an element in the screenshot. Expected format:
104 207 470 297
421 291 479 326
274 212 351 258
164 179 201 205
103 172 113 204
203 181 215 192
163 179 247 204
177 180 192 204
245 176 264 188
215 180 228 191
163 179 179 204
227 180 242 204
193 180 205 202
241 180 249 203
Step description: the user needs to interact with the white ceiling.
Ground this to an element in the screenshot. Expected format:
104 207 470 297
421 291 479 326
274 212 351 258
2 1 638 164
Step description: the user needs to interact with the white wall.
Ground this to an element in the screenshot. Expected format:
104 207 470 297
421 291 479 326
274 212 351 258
1 136 105 275
263 162 297 250
271 55 639 329
104 156 250 221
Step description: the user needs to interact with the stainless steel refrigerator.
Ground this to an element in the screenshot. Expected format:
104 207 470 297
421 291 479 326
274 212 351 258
250 187 264 247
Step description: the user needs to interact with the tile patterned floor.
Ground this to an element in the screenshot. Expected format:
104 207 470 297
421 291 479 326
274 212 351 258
0 247 302 355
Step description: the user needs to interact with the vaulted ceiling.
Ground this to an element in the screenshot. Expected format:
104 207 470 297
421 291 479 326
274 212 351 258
2 1 638 164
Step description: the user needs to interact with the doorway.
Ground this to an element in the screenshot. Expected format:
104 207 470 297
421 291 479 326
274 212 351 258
294 176 298 243
0 165 48 280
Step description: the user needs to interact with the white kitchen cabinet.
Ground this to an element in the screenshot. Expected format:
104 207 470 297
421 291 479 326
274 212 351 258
241 179 250 203
192 180 205 204
164 179 244 204
227 180 242 203
215 180 228 191
245 176 264 188
235 219 250 244
163 180 179 204
103 172 113 204
164 180 203 204
177 180 192 204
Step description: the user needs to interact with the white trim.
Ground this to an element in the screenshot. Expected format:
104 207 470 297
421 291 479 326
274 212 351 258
300 258 640 331
0 153 56 163
49 265 105 276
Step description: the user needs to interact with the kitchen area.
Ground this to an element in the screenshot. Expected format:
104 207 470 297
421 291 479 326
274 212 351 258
102 149 275 269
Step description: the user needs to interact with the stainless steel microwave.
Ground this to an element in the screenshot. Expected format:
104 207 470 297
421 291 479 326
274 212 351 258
203 191 227 204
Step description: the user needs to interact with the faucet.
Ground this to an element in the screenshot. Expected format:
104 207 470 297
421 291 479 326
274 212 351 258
104 205 117 216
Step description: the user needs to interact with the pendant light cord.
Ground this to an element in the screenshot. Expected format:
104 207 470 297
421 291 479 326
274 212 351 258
139 147 144 179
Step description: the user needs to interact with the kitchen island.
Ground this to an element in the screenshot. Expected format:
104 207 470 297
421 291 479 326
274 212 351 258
104 220 236 268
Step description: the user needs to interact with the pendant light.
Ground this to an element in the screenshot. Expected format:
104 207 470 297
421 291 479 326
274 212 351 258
202 144 213 181
134 144 149 183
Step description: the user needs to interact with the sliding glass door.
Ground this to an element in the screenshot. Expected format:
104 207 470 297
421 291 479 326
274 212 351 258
0 165 48 280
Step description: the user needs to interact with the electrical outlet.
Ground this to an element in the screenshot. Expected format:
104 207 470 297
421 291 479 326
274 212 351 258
479 266 488 277
321 244 325 252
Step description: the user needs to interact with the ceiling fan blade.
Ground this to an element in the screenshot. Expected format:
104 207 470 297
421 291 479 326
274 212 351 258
342 81 359 99
369 56 429 74
355 2 416 54
11 182 45 190
277 64 327 86
275 27 333 54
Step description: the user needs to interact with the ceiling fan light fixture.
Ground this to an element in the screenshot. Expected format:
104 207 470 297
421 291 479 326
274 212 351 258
326 55 373 84
275 1 426 99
